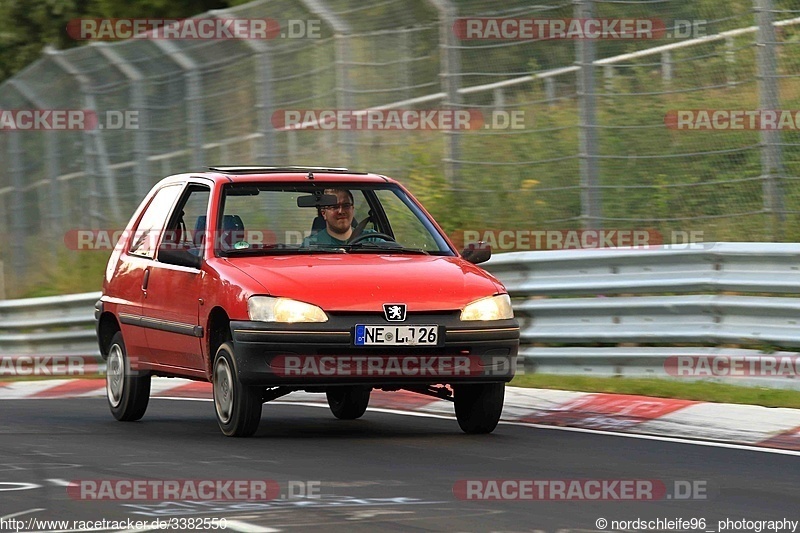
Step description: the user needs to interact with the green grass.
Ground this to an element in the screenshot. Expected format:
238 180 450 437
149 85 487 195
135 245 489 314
510 373 800 409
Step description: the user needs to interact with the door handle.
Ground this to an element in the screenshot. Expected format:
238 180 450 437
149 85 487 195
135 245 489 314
142 269 150 292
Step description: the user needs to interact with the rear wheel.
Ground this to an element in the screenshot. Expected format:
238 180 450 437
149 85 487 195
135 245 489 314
213 342 262 437
106 331 150 421
454 383 504 434
326 386 371 420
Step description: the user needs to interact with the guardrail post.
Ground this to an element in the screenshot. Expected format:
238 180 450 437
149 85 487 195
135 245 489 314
576 0 601 229
755 0 785 239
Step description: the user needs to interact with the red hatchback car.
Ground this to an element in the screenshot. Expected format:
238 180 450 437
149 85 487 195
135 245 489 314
95 167 519 437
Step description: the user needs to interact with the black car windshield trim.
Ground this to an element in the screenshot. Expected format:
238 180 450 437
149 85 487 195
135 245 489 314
335 242 431 255
219 245 345 256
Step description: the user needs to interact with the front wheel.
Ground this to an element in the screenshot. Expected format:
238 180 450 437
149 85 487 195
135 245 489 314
453 383 505 434
213 342 262 437
326 386 371 420
106 331 150 421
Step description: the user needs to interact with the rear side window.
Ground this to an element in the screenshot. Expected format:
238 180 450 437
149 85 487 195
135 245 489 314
129 184 183 259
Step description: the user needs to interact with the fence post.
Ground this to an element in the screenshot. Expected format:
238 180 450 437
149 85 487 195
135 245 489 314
94 43 150 203
603 65 615 93
6 79 63 247
298 0 354 167
755 0 784 239
427 0 461 187
151 40 204 169
545 77 556 106
45 47 116 228
211 9 275 164
576 0 601 229
725 36 736 88
661 51 673 84
7 129 26 282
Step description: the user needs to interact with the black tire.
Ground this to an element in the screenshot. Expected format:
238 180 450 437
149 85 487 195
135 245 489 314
213 342 262 437
326 386 371 420
454 383 505 434
106 331 150 422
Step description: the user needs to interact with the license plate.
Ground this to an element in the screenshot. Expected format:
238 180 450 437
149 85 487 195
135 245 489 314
355 325 439 346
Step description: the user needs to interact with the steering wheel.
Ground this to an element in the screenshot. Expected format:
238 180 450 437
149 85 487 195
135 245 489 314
347 232 396 245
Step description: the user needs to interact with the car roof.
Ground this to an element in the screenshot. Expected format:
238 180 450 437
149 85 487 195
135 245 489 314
161 166 395 186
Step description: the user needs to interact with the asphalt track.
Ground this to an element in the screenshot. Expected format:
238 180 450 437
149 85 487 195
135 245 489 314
0 397 797 532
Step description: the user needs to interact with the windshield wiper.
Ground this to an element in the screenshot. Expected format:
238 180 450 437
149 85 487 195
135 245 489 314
341 242 430 255
220 245 345 256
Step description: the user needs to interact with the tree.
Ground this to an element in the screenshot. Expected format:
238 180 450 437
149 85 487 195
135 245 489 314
0 0 234 82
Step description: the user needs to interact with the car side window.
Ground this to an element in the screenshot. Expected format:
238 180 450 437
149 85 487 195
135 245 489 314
161 185 211 255
129 184 183 259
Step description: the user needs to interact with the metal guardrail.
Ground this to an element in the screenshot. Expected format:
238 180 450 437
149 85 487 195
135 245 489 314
486 243 800 390
1 243 799 389
0 292 101 357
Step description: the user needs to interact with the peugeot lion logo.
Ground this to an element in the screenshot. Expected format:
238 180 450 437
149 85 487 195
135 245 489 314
383 303 407 322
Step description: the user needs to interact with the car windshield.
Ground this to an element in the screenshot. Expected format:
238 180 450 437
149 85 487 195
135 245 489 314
216 183 455 256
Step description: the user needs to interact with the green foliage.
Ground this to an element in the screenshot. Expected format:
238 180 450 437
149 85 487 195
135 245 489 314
510 373 800 409
17 248 110 298
0 0 232 82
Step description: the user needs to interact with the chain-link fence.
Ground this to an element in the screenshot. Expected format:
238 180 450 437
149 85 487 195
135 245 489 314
0 0 798 296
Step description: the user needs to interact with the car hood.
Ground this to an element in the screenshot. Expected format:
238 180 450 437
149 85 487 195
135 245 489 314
223 254 505 312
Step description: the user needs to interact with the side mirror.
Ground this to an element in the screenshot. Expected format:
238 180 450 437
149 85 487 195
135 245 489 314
461 242 491 264
158 247 202 269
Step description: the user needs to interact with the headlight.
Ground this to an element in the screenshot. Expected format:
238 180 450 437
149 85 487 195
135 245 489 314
460 294 514 321
248 296 328 323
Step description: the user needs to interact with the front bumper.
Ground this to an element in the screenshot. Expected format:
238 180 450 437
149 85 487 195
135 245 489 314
229 313 519 386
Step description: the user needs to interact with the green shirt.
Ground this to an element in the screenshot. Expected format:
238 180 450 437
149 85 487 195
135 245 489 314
302 229 349 247
302 228 378 247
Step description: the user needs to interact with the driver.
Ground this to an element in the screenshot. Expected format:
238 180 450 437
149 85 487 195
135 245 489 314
303 188 364 246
